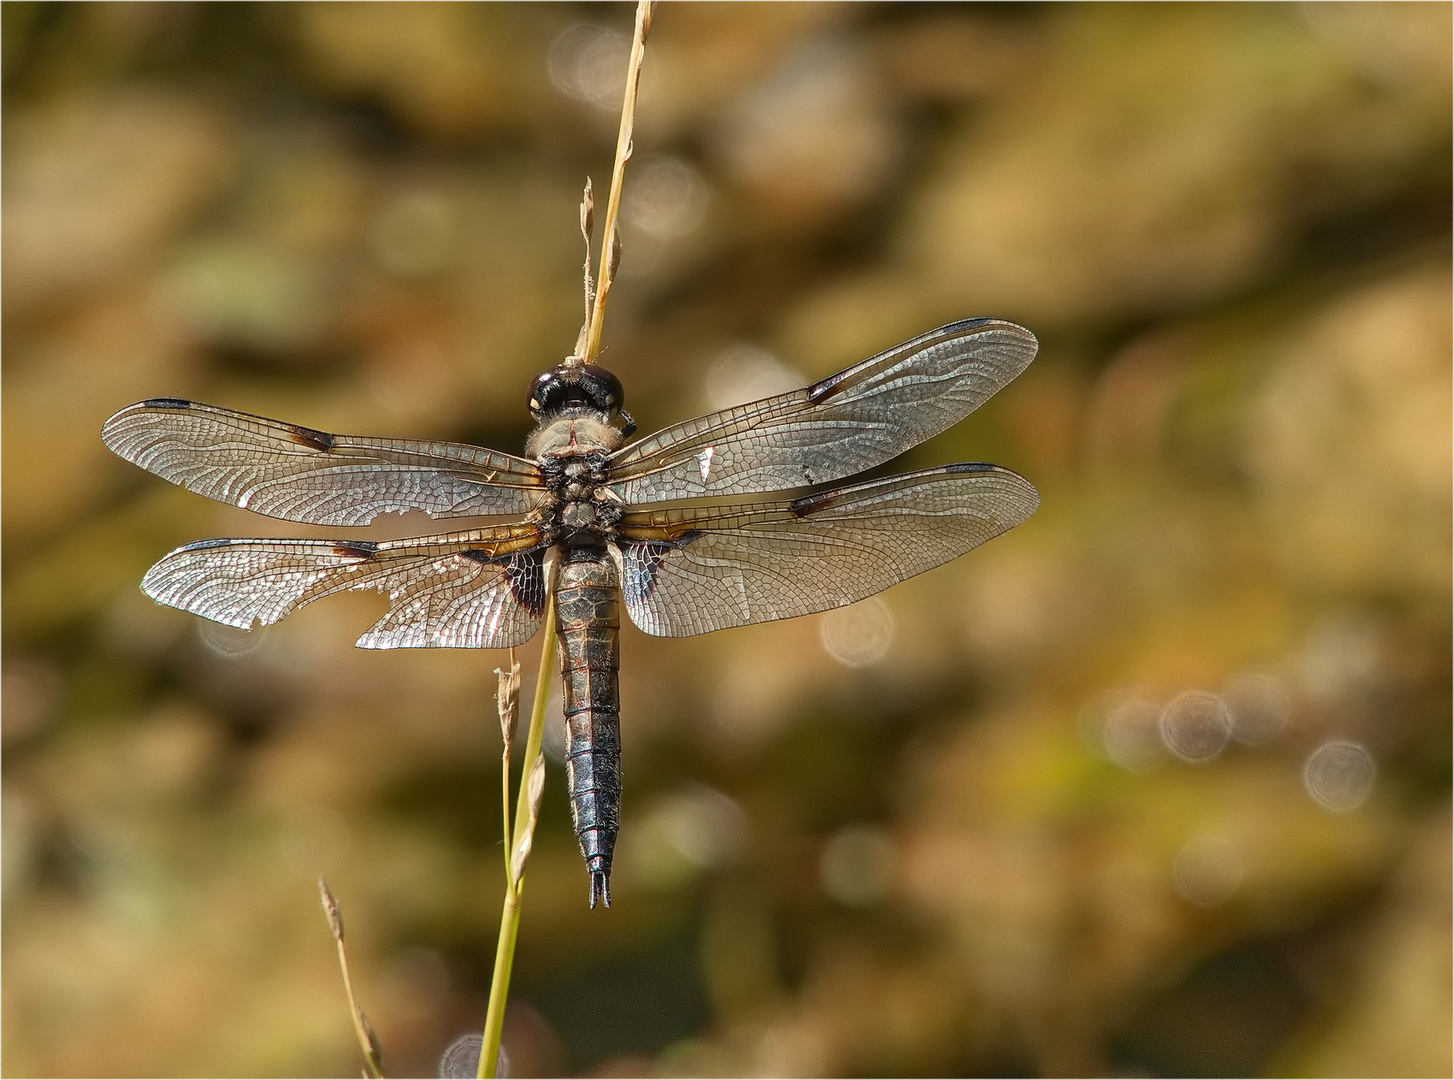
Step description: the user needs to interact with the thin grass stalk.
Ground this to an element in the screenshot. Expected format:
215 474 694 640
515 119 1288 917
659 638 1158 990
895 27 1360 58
477 593 557 1079
496 657 521 882
582 0 654 362
475 6 653 1074
500 741 513 882
319 877 386 1078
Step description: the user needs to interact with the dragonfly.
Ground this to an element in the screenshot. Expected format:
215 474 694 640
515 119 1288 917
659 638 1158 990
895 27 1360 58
101 318 1039 907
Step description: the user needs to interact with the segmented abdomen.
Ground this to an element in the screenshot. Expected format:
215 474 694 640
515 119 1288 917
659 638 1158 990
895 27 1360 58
555 546 622 908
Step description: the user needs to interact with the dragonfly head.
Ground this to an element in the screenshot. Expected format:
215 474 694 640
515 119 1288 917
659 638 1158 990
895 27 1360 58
529 363 635 436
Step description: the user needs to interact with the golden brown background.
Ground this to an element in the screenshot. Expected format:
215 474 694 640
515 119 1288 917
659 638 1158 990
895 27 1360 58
4 3 1450 1076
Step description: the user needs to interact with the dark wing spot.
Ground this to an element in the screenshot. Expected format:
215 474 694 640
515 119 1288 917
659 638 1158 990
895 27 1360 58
503 548 547 616
790 491 832 518
622 533 700 605
806 373 844 404
943 462 994 474
331 541 378 559
462 546 548 616
181 537 240 551
288 424 335 452
806 317 997 403
142 397 193 409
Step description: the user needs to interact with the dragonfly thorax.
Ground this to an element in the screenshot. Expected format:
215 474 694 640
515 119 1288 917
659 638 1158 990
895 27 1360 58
534 440 623 544
525 414 625 460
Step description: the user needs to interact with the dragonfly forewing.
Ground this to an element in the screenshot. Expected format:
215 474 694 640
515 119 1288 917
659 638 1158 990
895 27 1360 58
102 399 544 526
607 319 1037 504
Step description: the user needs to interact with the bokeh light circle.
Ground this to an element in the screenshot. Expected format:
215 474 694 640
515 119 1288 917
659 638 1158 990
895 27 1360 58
705 345 802 412
1173 835 1244 906
196 619 265 658
1303 740 1376 811
1159 690 1231 762
623 155 708 240
1223 671 1291 744
547 25 628 110
818 597 895 668
1098 696 1165 772
439 1033 508 1079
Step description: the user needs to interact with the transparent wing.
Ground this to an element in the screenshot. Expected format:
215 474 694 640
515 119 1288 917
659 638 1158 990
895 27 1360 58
608 319 1036 503
141 524 547 649
615 463 1038 637
102 398 544 526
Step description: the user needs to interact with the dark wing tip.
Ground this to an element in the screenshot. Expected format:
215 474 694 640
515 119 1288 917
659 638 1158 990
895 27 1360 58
940 318 1039 362
101 398 194 449
140 397 194 410
178 537 241 551
942 315 1036 340
979 463 1042 516
943 461 997 474
807 317 1038 404
943 461 1041 507
942 316 995 332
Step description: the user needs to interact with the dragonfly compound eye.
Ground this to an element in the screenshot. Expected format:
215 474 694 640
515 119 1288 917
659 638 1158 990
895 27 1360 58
576 364 625 416
528 364 626 420
527 369 570 418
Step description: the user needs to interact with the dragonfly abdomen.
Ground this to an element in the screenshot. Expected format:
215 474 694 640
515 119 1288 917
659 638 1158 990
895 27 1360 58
555 546 622 909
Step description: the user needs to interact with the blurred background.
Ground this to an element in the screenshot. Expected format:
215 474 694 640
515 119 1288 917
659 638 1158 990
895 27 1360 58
3 3 1450 1076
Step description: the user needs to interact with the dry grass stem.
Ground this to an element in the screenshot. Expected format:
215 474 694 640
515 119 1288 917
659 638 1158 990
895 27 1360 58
510 753 547 884
572 180 597 360
318 877 386 1078
581 0 654 363
496 660 522 880
497 659 521 751
319 875 344 941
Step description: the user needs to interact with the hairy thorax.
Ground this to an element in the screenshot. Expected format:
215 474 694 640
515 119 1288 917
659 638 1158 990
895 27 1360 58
527 415 626 544
526 415 623 460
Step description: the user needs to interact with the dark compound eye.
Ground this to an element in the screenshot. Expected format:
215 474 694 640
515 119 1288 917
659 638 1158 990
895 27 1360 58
576 364 625 414
527 364 627 419
527 370 569 417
